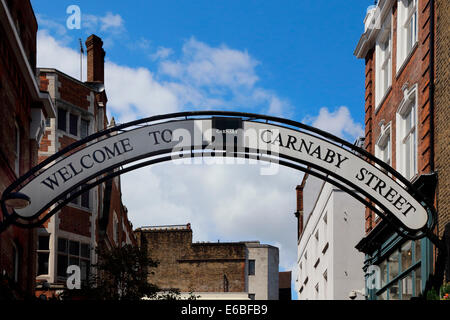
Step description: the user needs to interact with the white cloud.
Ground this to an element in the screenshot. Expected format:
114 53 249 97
37 30 86 81
150 46 174 61
100 12 124 32
161 38 259 89
303 106 364 141
37 31 366 293
120 163 301 271
104 62 179 119
82 12 125 34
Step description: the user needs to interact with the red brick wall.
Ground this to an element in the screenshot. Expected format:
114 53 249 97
59 206 91 238
364 0 435 233
434 0 450 237
0 0 38 297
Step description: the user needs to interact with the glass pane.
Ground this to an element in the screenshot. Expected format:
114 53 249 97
81 244 90 258
69 114 78 136
80 119 89 139
401 241 413 271
389 282 400 300
69 240 80 256
379 260 388 287
57 108 66 131
57 254 68 277
81 189 90 208
37 252 49 275
80 259 90 281
405 137 411 179
415 240 421 263
69 256 79 267
248 260 255 275
415 267 422 296
38 235 49 251
58 238 67 253
388 252 399 281
402 274 413 300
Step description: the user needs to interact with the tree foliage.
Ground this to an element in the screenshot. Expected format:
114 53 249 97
62 244 160 300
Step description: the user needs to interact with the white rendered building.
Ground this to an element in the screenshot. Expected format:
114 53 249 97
295 174 365 300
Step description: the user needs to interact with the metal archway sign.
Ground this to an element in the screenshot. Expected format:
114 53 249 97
0 111 437 240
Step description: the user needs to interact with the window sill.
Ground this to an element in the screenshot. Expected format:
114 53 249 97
396 42 418 79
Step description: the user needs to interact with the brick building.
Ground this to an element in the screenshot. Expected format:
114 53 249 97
0 0 55 298
434 0 450 239
135 224 279 300
354 0 448 299
35 35 136 298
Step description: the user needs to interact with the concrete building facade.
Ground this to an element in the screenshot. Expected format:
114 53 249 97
0 0 55 298
135 224 279 300
295 174 366 300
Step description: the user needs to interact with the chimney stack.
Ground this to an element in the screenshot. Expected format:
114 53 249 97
295 184 305 240
85 34 105 83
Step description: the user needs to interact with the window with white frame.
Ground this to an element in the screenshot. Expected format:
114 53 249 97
397 0 418 71
37 234 50 276
396 86 418 181
375 123 392 167
375 14 392 108
57 238 90 282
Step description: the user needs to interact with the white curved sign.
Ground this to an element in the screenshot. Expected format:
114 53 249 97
14 119 428 231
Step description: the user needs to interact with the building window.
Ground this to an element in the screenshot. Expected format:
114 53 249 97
57 238 90 281
14 122 20 176
322 242 329 255
68 186 90 209
314 258 320 269
397 0 418 71
81 188 90 209
375 14 392 108
248 260 255 276
375 123 391 166
57 108 67 131
80 119 89 139
315 230 319 242
372 240 422 300
374 123 391 220
37 235 50 276
396 86 418 181
12 243 19 283
69 113 78 136
113 212 119 245
323 269 328 282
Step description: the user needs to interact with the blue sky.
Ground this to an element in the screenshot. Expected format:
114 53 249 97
31 0 372 300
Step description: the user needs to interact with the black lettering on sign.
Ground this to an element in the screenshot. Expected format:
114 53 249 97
40 138 135 191
355 168 417 217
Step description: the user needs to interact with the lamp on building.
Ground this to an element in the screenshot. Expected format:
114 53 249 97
3 192 31 209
